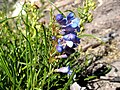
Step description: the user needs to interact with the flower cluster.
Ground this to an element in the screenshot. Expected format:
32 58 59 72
55 12 81 58
53 13 80 85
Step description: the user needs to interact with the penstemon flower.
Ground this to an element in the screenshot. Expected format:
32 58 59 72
54 12 81 58
54 66 70 73
54 66 76 79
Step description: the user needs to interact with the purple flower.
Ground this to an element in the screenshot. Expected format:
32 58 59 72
56 14 63 22
52 36 56 40
54 66 70 73
63 33 76 41
55 54 68 58
61 25 75 33
67 12 75 21
58 18 67 25
56 45 63 53
54 66 76 79
55 12 81 56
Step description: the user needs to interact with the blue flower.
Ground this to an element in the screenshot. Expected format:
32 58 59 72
70 18 80 29
67 12 75 21
56 14 63 22
54 66 76 79
54 66 70 73
55 12 81 57
56 44 63 53
56 14 67 25
52 36 56 40
57 38 62 44
55 54 68 58
58 18 67 25
61 25 75 34
63 33 76 41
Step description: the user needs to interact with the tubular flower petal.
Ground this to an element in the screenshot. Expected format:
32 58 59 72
67 12 75 21
55 54 68 58
66 41 73 48
63 33 76 41
56 45 63 53
54 66 76 80
68 33 76 40
57 38 62 44
56 14 63 22
54 66 70 73
62 25 75 33
72 18 80 26
58 18 67 25
71 23 78 28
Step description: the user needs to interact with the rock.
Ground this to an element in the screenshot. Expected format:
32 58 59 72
93 61 120 90
84 0 120 63
84 0 120 89
85 0 120 35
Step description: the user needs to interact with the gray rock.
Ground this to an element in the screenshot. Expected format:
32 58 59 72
84 0 120 89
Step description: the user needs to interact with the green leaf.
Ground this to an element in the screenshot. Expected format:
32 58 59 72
78 34 102 42
48 0 65 17
0 16 17 24
84 75 97 81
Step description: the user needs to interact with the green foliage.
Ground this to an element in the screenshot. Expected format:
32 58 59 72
77 0 96 31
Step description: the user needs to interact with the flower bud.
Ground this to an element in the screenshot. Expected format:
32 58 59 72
67 12 75 20
56 14 63 22
54 66 70 73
